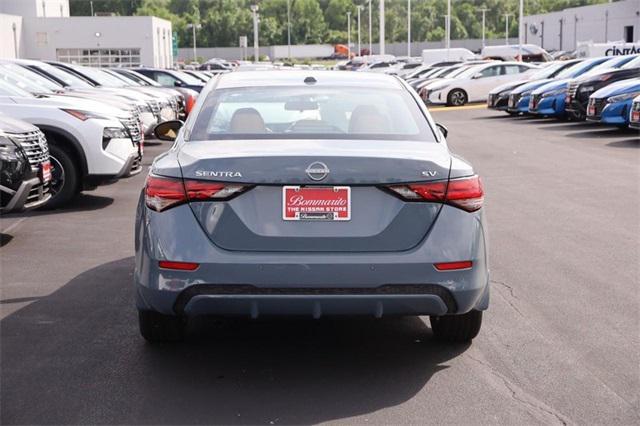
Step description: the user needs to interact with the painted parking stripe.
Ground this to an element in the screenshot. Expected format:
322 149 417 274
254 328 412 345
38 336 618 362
429 104 488 112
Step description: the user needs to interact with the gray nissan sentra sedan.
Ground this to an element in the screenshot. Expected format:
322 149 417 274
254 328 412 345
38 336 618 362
135 70 489 342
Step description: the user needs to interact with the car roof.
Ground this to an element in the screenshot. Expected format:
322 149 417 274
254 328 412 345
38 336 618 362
215 70 404 89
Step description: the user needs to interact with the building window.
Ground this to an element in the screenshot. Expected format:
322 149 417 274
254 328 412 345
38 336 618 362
624 26 634 43
56 48 141 68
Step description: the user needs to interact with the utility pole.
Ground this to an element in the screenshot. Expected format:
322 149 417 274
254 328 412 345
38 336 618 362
186 23 202 63
478 7 489 48
446 0 451 59
287 0 291 61
407 0 411 57
504 13 513 45
90 0 94 16
251 4 259 62
357 5 363 56
368 0 372 54
518 0 523 60
379 0 385 55
347 11 351 58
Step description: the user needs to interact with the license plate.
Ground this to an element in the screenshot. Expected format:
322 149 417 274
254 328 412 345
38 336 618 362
282 186 351 221
588 104 595 116
632 111 640 122
40 160 51 183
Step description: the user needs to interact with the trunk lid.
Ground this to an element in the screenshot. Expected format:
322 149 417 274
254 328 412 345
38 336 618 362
179 139 451 252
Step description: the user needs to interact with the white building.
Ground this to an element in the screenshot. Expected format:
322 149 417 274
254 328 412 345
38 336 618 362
0 0 173 67
522 0 640 52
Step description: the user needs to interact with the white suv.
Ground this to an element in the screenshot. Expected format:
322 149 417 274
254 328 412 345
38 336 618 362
0 80 140 208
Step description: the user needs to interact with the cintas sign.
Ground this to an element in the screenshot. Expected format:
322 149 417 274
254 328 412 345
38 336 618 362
577 42 640 58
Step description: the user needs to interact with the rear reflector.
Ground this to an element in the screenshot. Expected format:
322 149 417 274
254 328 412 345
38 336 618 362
387 175 484 212
145 174 250 212
159 260 199 271
434 261 473 271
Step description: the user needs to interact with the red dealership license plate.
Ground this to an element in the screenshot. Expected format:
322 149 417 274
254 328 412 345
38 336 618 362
282 186 351 221
587 103 595 116
40 160 52 183
631 111 640 122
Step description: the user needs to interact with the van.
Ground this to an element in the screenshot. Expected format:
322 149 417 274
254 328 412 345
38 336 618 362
421 48 476 66
481 44 552 62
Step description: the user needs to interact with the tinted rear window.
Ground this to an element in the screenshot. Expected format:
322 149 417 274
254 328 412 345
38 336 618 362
189 85 436 142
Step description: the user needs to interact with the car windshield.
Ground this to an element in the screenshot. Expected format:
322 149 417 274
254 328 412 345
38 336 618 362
170 70 203 85
621 56 640 69
71 66 129 87
0 79 34 97
555 58 607 79
0 66 56 94
1 63 63 92
105 70 141 86
529 61 576 79
189 86 435 142
115 69 161 86
35 63 93 88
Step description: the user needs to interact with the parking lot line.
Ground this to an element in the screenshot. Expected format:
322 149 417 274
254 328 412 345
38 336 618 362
430 104 487 112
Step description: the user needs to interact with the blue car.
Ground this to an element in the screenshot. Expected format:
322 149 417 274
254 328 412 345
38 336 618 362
528 56 622 117
586 79 640 126
135 71 489 343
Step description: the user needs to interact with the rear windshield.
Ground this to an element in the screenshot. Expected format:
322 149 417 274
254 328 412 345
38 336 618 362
189 85 436 142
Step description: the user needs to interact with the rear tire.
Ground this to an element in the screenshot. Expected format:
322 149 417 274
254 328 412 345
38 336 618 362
138 310 185 342
430 310 482 342
447 89 467 107
43 144 79 210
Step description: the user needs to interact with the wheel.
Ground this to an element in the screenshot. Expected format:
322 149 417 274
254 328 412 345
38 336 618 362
447 89 467 107
430 310 482 342
138 310 185 342
43 144 79 209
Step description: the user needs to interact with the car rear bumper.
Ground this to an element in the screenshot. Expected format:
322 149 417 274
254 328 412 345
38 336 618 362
135 200 490 318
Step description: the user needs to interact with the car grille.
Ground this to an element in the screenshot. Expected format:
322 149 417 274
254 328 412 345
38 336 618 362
7 130 49 170
148 100 161 117
120 113 142 144
509 93 521 109
487 94 496 107
587 98 606 118
567 82 578 99
530 94 542 110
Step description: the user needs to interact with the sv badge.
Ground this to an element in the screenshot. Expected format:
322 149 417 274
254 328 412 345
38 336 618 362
421 171 438 177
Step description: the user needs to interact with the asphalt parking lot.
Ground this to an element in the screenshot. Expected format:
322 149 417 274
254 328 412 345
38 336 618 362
1 106 638 425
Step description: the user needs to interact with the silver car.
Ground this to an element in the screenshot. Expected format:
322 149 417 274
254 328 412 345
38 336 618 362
135 71 489 343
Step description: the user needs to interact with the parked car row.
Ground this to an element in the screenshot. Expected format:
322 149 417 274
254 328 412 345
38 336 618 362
0 60 215 211
487 54 640 127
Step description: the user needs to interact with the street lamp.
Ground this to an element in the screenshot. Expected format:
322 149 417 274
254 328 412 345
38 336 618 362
446 0 451 53
379 0 385 55
250 4 259 62
368 0 372 54
407 0 411 57
518 0 524 60
287 0 291 61
347 11 351 59
504 13 513 45
186 23 202 63
12 22 18 59
478 7 489 48
357 5 363 56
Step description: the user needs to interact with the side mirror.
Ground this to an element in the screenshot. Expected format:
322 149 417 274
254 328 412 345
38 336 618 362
174 80 184 87
436 123 448 139
154 120 184 141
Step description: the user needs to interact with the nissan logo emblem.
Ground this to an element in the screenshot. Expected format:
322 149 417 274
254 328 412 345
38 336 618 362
305 161 330 181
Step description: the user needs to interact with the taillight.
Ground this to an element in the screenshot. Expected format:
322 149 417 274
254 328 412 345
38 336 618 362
387 175 484 212
185 94 197 115
145 175 250 212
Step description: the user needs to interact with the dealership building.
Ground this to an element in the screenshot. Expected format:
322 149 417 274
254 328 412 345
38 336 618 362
522 0 639 51
0 0 173 67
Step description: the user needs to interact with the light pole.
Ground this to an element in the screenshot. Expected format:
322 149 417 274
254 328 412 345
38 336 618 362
347 11 351 58
186 23 202 63
504 13 513 45
357 5 363 56
12 22 18 58
478 7 489 48
518 0 524 60
407 0 411 57
368 0 372 54
287 0 291 61
379 0 385 55
250 4 259 62
90 0 94 16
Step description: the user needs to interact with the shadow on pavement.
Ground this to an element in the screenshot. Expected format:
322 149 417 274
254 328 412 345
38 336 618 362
23 194 115 216
0 233 13 247
1 257 469 425
607 138 640 148
565 128 634 139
